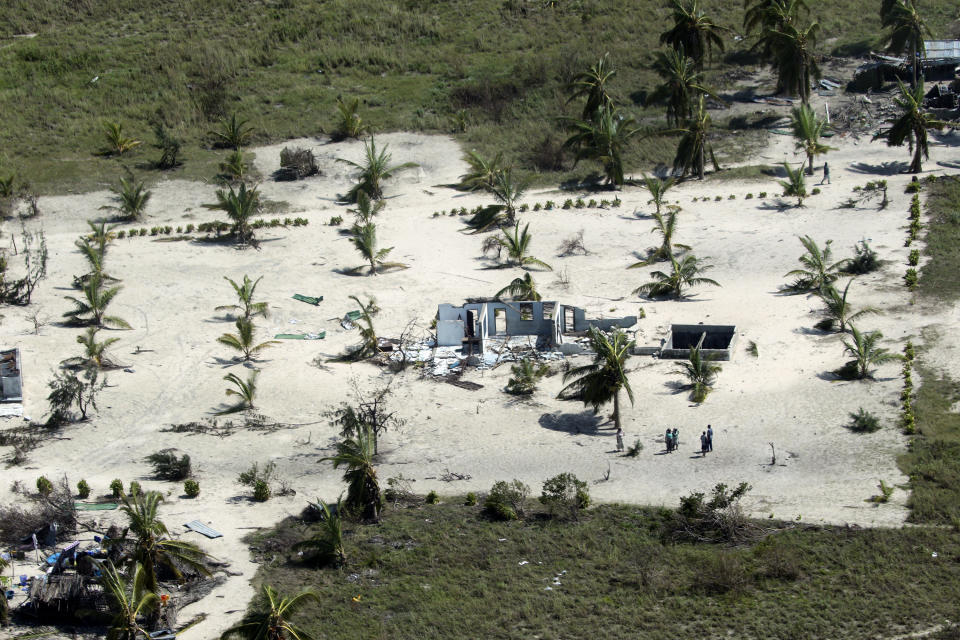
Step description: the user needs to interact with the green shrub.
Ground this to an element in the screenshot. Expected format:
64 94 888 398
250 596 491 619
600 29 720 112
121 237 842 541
562 199 573 209
146 449 191 480
905 180 922 193
574 198 585 208
36 476 53 496
846 408 881 433
77 479 91 499
184 479 200 498
905 268 918 289
908 249 920 266
611 198 621 207
587 199 597 207
425 490 439 504
483 479 530 520
110 478 123 498
714 195 722 201
544 200 555 210
539 472 590 519
904 341 915 361
844 240 880 275
519 203 529 212
728 194 735 200
533 202 541 211
625 439 643 457
464 492 477 506
328 215 343 226
185 223 195 233
745 193 753 199
869 480 895 503
116 230 126 239
759 192 767 198
253 478 271 502
811 187 821 195
128 480 142 496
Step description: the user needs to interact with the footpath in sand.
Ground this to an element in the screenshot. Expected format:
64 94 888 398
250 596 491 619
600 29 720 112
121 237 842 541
2 120 959 637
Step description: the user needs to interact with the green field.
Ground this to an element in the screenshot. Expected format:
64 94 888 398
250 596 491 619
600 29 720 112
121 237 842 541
1 0 957 192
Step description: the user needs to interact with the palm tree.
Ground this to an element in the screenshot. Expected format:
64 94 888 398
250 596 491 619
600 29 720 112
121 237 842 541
220 585 320 640
74 237 113 286
348 189 385 225
119 491 210 594
567 53 616 118
558 327 635 432
496 272 541 301
218 150 249 184
349 223 406 275
86 219 117 253
322 426 382 522
99 561 158 640
746 0 809 81
676 346 721 402
210 113 255 149
336 295 380 361
840 326 903 380
293 497 345 567
876 81 946 174
218 317 278 361
768 19 821 103
458 150 504 191
816 280 880 333
489 168 528 221
101 172 151 221
641 173 677 215
791 105 834 174
498 223 552 270
217 370 259 415
648 48 721 126
62 327 121 370
672 96 715 180
634 253 720 299
563 105 640 188
332 97 368 141
506 358 550 395
659 0 728 68
778 162 808 206
103 122 142 156
880 0 932 88
628 206 690 266
63 274 131 329
338 136 417 203
204 183 260 245
783 235 847 291
216 275 269 321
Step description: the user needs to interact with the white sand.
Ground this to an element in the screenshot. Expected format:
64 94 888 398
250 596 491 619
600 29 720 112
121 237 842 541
2 118 959 638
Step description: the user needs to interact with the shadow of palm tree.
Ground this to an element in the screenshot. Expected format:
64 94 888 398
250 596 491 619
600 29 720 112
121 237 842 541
538 410 606 435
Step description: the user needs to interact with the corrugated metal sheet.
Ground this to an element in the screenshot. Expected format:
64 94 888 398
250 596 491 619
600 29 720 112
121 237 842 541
924 40 960 61
184 520 223 538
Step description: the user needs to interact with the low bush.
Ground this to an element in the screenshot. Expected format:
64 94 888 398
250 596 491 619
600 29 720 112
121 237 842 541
905 268 918 289
625 439 643 457
253 479 271 502
811 187 821 195
128 480 142 496
36 476 53 496
696 551 750 595
869 480 895 503
110 478 123 498
908 249 920 266
184 479 200 498
146 448 192 480
425 490 439 504
844 240 880 275
846 407 881 433
328 215 343 226
539 472 590 520
484 479 530 520
464 492 477 506
76 479 91 499
759 191 767 198
905 180 922 193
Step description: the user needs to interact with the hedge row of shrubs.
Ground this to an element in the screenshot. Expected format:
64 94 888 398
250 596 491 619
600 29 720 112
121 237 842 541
431 197 622 218
114 217 309 239
905 194 922 290
901 342 916 434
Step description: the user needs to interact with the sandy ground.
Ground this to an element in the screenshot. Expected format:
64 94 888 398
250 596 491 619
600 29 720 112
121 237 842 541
2 104 960 637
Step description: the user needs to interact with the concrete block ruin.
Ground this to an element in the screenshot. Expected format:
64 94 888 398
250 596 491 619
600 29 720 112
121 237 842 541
657 324 737 361
1 347 22 402
437 301 637 353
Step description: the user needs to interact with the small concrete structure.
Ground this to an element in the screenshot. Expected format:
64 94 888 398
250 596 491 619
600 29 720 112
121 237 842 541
659 324 737 361
437 301 636 352
1 347 22 402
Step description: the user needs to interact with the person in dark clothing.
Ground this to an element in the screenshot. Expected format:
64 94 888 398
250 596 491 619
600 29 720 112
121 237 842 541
706 425 713 452
700 431 708 456
665 428 672 452
820 162 831 185
616 427 624 452
672 428 679 452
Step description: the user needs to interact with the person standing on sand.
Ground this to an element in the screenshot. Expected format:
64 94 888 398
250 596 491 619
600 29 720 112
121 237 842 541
665 428 672 452
700 431 708 456
672 428 679 452
706 425 713 452
616 426 624 452
820 162 830 185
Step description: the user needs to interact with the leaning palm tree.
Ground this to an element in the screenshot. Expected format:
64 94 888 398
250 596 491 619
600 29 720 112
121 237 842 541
101 172 151 221
558 327 635 432
783 235 847 291
203 183 260 245
335 295 381 361
119 491 211 595
338 136 418 203
677 346 721 402
839 326 903 380
876 81 946 173
489 168 528 221
499 223 552 270
816 280 880 333
747 0 809 87
349 223 406 275
63 274 131 329
880 0 932 88
778 161 808 206
331 97 368 141
458 150 505 191
99 561 158 640
791 104 834 174
768 19 821 104
322 426 382 522
566 53 617 119
634 253 720 299
218 317 278 361
293 497 346 567
659 0 728 68
216 370 259 415
220 585 320 640
74 237 114 286
641 173 677 216
496 272 541 301
216 275 269 321
210 113 255 150
562 105 641 188
648 48 721 126
348 189 385 225
671 96 716 180
62 327 121 370
628 206 690 266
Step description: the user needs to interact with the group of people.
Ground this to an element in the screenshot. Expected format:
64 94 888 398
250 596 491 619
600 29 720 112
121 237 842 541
664 425 714 456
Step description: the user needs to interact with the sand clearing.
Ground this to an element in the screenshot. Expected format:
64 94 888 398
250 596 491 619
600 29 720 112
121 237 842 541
2 116 959 637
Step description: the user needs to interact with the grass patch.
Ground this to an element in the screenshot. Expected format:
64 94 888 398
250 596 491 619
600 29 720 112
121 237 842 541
247 500 960 639
1 1 956 193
